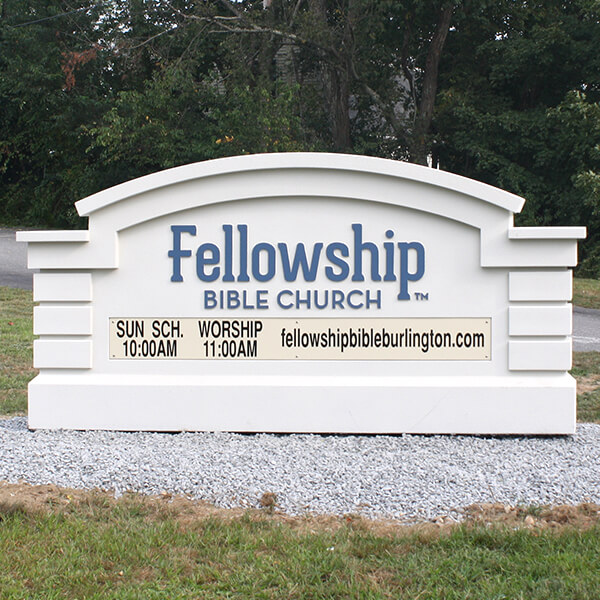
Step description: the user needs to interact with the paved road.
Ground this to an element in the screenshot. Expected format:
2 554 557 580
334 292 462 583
573 306 600 352
0 228 37 290
2 227 599 351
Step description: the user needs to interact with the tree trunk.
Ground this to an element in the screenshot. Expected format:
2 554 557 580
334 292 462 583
309 0 352 151
326 64 351 151
409 4 453 165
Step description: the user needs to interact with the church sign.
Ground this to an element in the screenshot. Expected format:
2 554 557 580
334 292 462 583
17 153 585 433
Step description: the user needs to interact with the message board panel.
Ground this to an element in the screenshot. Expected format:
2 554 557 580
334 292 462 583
18 153 585 433
108 318 492 361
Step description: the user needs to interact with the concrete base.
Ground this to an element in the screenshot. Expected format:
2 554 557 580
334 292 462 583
28 373 576 435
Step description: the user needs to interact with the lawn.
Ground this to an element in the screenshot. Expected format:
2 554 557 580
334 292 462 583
573 277 600 310
0 286 35 415
2 283 600 598
0 486 599 600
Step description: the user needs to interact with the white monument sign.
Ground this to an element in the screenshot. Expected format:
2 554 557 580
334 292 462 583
18 153 586 433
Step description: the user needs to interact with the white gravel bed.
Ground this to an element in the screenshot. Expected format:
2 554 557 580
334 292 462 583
1 417 599 521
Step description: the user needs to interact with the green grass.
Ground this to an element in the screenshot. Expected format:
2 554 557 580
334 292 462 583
571 352 600 422
573 277 600 309
577 392 600 423
2 286 600 597
0 497 599 599
0 286 35 414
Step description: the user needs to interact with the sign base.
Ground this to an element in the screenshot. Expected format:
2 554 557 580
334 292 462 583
28 373 576 435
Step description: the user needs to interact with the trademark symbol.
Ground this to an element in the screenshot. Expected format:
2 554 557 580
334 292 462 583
414 292 429 301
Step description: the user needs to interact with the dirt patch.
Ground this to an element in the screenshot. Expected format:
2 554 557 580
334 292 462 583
463 502 600 530
1 481 599 535
577 375 600 394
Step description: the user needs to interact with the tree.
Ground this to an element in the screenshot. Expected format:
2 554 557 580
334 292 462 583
87 1 317 179
2 0 599 261
434 0 600 271
0 1 112 225
171 0 461 162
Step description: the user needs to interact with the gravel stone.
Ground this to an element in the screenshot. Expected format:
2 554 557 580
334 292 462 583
1 417 599 521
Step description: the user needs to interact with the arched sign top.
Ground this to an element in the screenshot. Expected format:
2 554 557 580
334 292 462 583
75 152 526 219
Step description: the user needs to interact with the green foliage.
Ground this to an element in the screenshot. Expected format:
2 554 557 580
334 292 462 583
435 0 600 271
1 0 599 267
0 1 116 226
89 70 313 181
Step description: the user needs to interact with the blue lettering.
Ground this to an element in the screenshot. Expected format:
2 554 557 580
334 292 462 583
170 223 426 303
277 290 294 309
256 290 269 309
196 243 220 282
222 225 234 282
242 290 255 309
398 242 425 300
251 242 276 282
227 290 241 308
383 229 396 281
324 243 349 281
351 224 381 282
314 290 329 309
278 243 323 282
366 289 382 308
347 289 363 309
332 289 345 309
169 225 196 282
237 225 249 282
296 290 311 308
204 290 217 309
